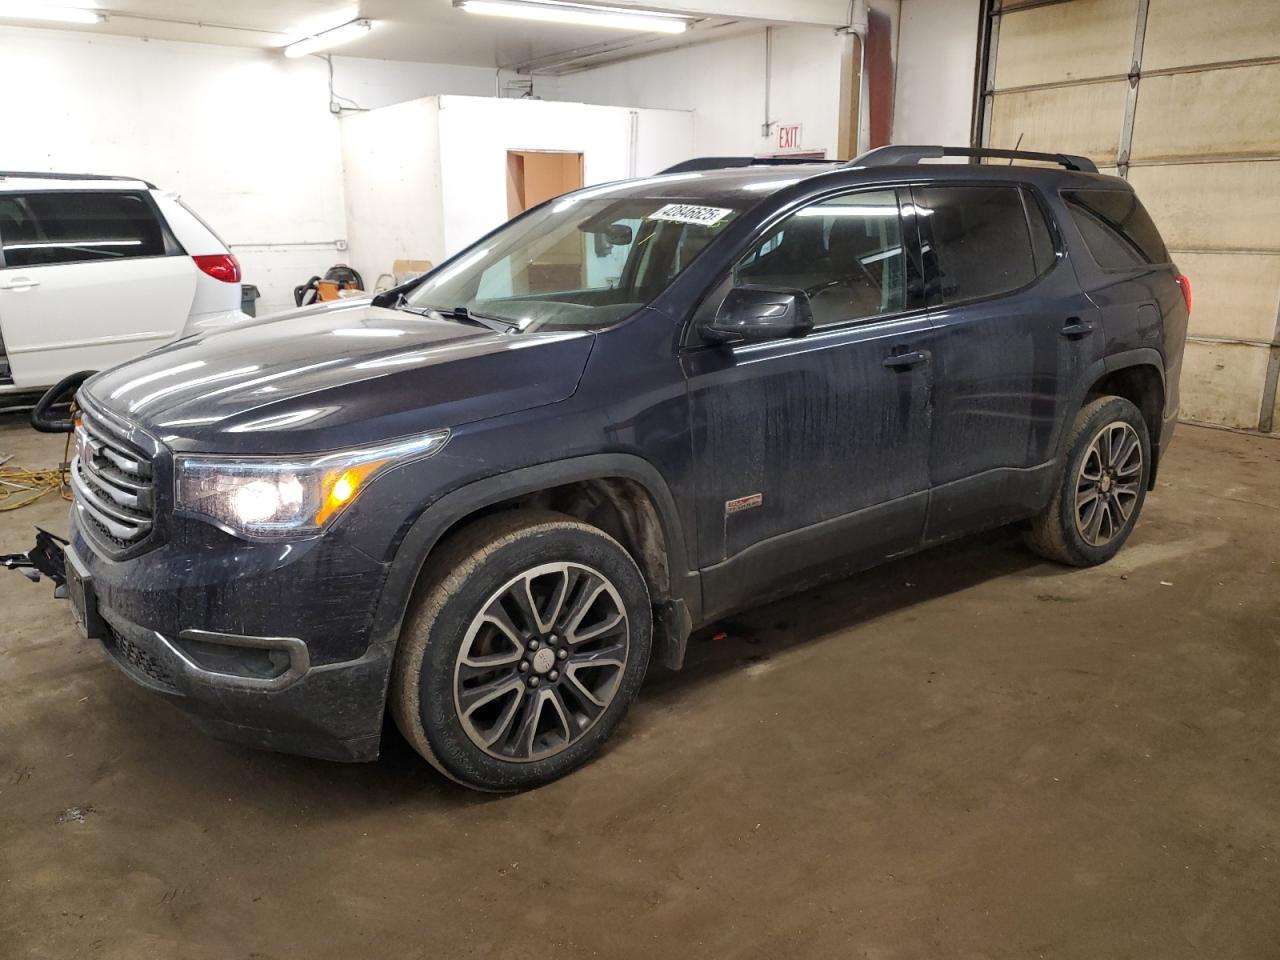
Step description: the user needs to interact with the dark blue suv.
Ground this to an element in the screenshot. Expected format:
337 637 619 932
62 146 1189 790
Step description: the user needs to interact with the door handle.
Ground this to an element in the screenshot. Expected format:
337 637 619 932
1060 317 1094 339
0 277 40 291
883 350 928 370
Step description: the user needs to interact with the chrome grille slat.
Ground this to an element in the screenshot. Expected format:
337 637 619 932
80 412 152 478
71 466 152 533
75 499 146 544
80 457 151 510
73 411 155 553
98 444 150 478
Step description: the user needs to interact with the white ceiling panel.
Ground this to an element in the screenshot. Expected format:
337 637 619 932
1 0 848 66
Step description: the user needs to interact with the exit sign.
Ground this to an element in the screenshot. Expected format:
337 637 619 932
777 123 802 151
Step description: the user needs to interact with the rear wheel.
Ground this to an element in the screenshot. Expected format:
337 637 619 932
390 511 652 791
1025 396 1151 567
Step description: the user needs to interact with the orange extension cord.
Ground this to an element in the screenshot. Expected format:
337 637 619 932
0 429 73 512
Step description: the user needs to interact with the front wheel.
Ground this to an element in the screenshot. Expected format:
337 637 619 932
390 511 652 791
1025 395 1152 567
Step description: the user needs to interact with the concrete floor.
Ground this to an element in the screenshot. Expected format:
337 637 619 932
1 416 1278 960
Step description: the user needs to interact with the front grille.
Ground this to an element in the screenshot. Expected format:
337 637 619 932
71 410 155 553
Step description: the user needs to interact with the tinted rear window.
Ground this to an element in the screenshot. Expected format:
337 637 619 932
0 192 167 268
916 185 1038 304
1062 189 1168 269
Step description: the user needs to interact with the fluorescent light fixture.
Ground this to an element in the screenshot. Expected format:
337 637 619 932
457 0 691 34
0 2 105 24
278 4 359 45
282 18 373 58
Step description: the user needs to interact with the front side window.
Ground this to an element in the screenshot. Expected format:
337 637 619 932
734 188 907 327
1063 189 1169 270
0 192 167 268
915 185 1038 304
407 195 747 333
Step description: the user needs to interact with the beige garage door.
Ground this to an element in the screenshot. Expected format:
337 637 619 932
979 0 1280 431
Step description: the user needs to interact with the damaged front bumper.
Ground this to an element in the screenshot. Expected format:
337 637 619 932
88 595 393 762
5 515 398 763
65 532 395 762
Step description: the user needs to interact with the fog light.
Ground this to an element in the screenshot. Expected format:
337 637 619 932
172 629 310 690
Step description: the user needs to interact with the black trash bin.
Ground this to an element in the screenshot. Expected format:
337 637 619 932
240 284 261 317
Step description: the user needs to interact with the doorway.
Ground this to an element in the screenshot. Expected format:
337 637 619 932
506 150 584 217
506 150 586 292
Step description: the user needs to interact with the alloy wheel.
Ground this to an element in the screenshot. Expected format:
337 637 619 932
1074 420 1143 547
453 562 630 762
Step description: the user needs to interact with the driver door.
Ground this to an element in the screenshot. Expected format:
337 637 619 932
681 187 939 619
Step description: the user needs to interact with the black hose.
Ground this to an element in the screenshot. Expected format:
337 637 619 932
30 371 96 433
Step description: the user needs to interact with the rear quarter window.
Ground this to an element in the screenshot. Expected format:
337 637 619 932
1062 189 1169 270
0 191 168 268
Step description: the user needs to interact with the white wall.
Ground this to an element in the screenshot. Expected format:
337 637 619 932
433 95 694 255
340 96 694 279
329 56 495 110
340 99 447 288
0 25 502 314
542 26 846 159
891 0 981 146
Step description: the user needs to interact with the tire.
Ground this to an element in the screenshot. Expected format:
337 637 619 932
1025 395 1152 567
390 510 652 792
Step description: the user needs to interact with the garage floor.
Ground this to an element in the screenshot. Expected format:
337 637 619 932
2 416 1278 960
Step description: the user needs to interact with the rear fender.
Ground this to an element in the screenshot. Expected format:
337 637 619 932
1054 349 1167 482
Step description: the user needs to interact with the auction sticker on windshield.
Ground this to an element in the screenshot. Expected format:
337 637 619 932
649 203 734 226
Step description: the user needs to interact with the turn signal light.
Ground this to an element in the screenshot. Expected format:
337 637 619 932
194 253 242 284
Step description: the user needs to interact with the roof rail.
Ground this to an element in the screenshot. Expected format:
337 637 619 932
847 145 1098 174
659 156 835 175
0 170 156 188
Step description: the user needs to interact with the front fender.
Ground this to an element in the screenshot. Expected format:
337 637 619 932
364 453 700 662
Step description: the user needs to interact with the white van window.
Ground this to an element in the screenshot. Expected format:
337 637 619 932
0 192 167 268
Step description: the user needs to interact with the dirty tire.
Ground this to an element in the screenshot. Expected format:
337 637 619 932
1025 395 1151 567
390 510 652 792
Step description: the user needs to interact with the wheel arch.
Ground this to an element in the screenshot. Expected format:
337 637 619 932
1082 353 1165 487
368 454 699 673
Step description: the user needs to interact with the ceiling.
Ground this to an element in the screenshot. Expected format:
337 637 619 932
8 0 771 70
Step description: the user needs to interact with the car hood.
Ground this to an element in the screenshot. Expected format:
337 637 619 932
82 300 595 454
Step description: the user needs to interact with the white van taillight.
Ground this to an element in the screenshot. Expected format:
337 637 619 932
194 254 241 284
1176 274 1192 315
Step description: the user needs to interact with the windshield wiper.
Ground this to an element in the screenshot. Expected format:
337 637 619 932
397 302 520 334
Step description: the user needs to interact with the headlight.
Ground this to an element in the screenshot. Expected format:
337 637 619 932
175 430 449 540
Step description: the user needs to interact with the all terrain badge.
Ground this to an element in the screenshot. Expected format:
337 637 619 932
725 493 763 515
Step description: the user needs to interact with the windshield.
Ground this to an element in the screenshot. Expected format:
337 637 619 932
405 194 749 333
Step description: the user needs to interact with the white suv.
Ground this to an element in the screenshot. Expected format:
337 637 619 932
0 172 247 396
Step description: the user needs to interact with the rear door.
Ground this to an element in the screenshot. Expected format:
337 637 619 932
916 182 1102 541
0 190 196 388
682 187 938 619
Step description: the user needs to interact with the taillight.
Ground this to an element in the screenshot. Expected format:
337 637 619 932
193 253 241 284
1176 273 1192 315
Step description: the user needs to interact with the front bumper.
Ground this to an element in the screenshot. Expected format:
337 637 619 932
96 607 390 760
69 515 397 762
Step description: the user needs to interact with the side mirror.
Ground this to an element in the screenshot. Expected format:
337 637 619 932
704 286 815 344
